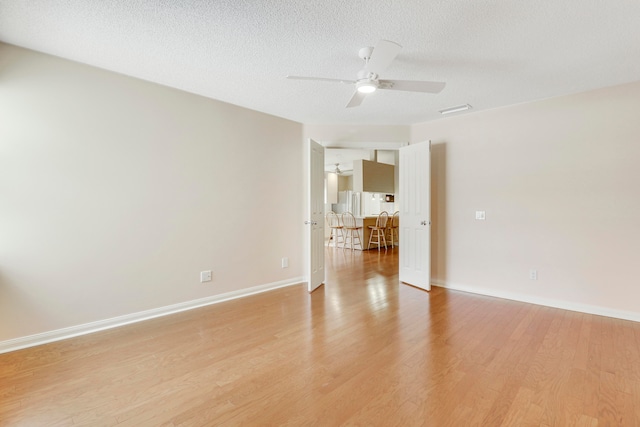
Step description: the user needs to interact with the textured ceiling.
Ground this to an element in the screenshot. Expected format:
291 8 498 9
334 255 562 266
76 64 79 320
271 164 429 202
1 0 640 125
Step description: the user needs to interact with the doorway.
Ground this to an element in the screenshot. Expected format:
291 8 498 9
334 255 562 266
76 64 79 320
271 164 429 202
322 141 408 280
311 140 432 292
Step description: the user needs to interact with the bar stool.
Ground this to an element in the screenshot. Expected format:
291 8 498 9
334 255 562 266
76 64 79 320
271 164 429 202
388 211 399 247
341 212 363 250
368 211 389 250
325 211 344 248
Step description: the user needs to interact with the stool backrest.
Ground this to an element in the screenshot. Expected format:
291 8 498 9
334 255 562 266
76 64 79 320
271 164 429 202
376 211 389 228
341 212 357 228
392 211 399 227
326 211 341 227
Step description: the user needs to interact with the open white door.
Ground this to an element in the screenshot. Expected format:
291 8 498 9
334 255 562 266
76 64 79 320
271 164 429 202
306 139 325 292
399 141 431 291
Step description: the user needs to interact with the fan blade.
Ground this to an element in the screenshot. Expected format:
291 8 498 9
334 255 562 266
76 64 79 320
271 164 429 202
379 79 446 93
346 90 367 108
366 40 402 74
286 75 355 84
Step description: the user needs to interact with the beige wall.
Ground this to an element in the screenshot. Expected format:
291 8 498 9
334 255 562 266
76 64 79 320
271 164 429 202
0 43 304 341
413 81 640 318
2 41 639 346
338 175 352 191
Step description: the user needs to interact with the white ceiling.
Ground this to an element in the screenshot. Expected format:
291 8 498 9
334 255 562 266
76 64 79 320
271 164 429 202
326 148 367 174
1 1 639 125
325 148 397 174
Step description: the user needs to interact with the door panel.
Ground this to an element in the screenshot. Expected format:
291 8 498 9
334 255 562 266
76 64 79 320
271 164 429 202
307 139 325 292
399 141 431 291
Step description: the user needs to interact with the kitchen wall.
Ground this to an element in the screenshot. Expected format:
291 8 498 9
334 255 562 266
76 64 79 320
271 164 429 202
338 175 352 191
413 80 640 319
0 43 305 344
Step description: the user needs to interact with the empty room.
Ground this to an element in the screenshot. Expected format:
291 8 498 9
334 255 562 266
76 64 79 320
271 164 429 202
1 1 640 425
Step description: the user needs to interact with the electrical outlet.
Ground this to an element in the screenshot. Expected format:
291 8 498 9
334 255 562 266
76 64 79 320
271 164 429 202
200 270 212 283
529 269 537 280
475 211 486 220
281 257 289 268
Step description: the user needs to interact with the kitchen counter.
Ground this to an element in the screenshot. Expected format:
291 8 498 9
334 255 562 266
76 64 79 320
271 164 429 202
343 215 397 250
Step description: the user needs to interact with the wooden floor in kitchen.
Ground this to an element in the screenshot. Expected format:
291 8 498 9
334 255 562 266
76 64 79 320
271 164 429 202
1 246 640 426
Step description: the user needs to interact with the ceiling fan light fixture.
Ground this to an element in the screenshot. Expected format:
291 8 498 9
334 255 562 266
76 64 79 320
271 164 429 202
439 104 471 115
356 80 378 94
287 40 446 109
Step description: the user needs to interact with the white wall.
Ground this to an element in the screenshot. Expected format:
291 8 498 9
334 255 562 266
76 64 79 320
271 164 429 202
0 43 305 342
413 80 640 319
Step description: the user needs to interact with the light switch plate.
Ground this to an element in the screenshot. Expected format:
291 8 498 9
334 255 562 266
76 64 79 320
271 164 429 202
475 211 486 220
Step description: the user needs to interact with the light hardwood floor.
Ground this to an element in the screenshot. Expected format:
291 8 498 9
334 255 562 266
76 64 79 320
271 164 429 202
1 247 640 426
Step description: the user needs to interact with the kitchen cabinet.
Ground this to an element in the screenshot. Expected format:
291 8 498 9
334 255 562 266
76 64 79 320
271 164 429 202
352 159 394 193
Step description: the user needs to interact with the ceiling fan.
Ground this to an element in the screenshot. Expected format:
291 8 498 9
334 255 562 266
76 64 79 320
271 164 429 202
287 40 446 108
327 162 353 175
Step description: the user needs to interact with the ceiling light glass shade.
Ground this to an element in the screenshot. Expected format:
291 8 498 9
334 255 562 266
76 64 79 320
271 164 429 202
356 81 377 93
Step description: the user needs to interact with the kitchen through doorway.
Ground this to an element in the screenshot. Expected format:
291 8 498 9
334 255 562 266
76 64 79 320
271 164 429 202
323 141 405 259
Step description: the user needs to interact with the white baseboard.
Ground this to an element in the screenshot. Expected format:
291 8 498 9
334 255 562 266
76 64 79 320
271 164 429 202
431 280 640 323
0 277 305 355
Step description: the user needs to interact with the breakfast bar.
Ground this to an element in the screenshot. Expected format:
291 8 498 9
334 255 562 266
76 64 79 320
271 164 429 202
341 215 397 250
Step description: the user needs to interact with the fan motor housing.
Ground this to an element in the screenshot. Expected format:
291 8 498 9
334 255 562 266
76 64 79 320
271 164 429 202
357 69 377 80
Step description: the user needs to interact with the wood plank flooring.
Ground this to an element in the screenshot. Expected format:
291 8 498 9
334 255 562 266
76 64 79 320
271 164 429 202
1 247 640 426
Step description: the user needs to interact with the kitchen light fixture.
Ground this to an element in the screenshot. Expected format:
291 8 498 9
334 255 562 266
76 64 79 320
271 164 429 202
439 104 471 115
